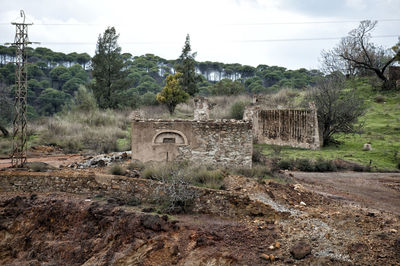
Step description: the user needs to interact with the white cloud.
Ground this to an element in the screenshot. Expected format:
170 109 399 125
0 0 398 69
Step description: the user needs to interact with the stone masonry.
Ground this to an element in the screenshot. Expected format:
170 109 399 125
131 119 253 168
193 97 210 121
244 100 320 150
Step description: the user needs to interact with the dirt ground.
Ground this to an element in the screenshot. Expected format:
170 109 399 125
289 171 400 215
0 145 84 169
1 152 400 265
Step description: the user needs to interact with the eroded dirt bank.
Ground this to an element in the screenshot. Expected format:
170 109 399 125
1 171 400 265
0 193 277 265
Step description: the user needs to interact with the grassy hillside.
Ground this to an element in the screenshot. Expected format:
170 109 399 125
259 78 400 171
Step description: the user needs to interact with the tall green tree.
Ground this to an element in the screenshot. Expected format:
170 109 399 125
175 34 199 96
156 72 189 114
91 27 127 108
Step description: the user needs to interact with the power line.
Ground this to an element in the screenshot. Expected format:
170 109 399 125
0 18 400 26
2 34 396 46
233 34 399 43
224 18 400 26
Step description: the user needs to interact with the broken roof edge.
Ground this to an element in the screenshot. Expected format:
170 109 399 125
131 118 252 124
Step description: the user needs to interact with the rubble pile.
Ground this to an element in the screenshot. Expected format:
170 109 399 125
67 151 131 168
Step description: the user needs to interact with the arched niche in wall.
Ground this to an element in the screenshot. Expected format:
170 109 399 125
152 130 188 145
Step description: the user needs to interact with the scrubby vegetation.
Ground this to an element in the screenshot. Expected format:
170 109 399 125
142 162 226 190
259 78 400 171
109 164 126 175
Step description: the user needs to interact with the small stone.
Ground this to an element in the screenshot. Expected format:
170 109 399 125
268 245 275 250
294 183 306 192
300 201 306 206
362 143 372 151
260 253 269 260
290 240 312 260
394 238 400 255
390 229 398 233
269 254 275 261
275 241 281 249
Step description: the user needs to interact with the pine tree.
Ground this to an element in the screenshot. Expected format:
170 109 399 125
175 34 199 96
91 27 127 108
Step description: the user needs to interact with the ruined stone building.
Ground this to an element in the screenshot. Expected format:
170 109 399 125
131 98 253 168
244 96 320 150
131 96 320 169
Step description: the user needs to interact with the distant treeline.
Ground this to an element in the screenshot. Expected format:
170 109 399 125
0 45 323 119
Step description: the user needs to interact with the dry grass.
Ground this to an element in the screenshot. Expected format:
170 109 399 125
31 109 131 154
209 95 251 119
142 161 226 190
258 88 303 109
135 95 252 120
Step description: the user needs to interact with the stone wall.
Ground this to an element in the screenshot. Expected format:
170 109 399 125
193 97 210 121
245 105 320 150
0 171 279 219
132 119 253 168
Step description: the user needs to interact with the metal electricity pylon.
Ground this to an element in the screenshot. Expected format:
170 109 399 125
10 10 35 167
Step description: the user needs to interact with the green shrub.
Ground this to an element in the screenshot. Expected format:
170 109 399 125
278 159 295 170
252 146 265 163
234 164 272 178
126 196 141 206
127 160 145 171
110 164 125 175
314 159 337 172
353 164 370 172
70 86 98 112
142 167 156 179
192 168 225 189
295 158 315 172
374 95 386 103
142 164 173 180
29 162 50 172
271 145 282 156
230 101 248 120
143 162 225 190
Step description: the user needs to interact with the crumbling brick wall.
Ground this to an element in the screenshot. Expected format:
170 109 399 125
132 119 252 168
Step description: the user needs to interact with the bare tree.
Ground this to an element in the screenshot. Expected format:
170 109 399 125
321 20 400 87
309 76 366 146
151 164 198 214
320 48 356 77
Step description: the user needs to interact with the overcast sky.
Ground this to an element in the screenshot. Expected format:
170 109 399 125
0 0 399 70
